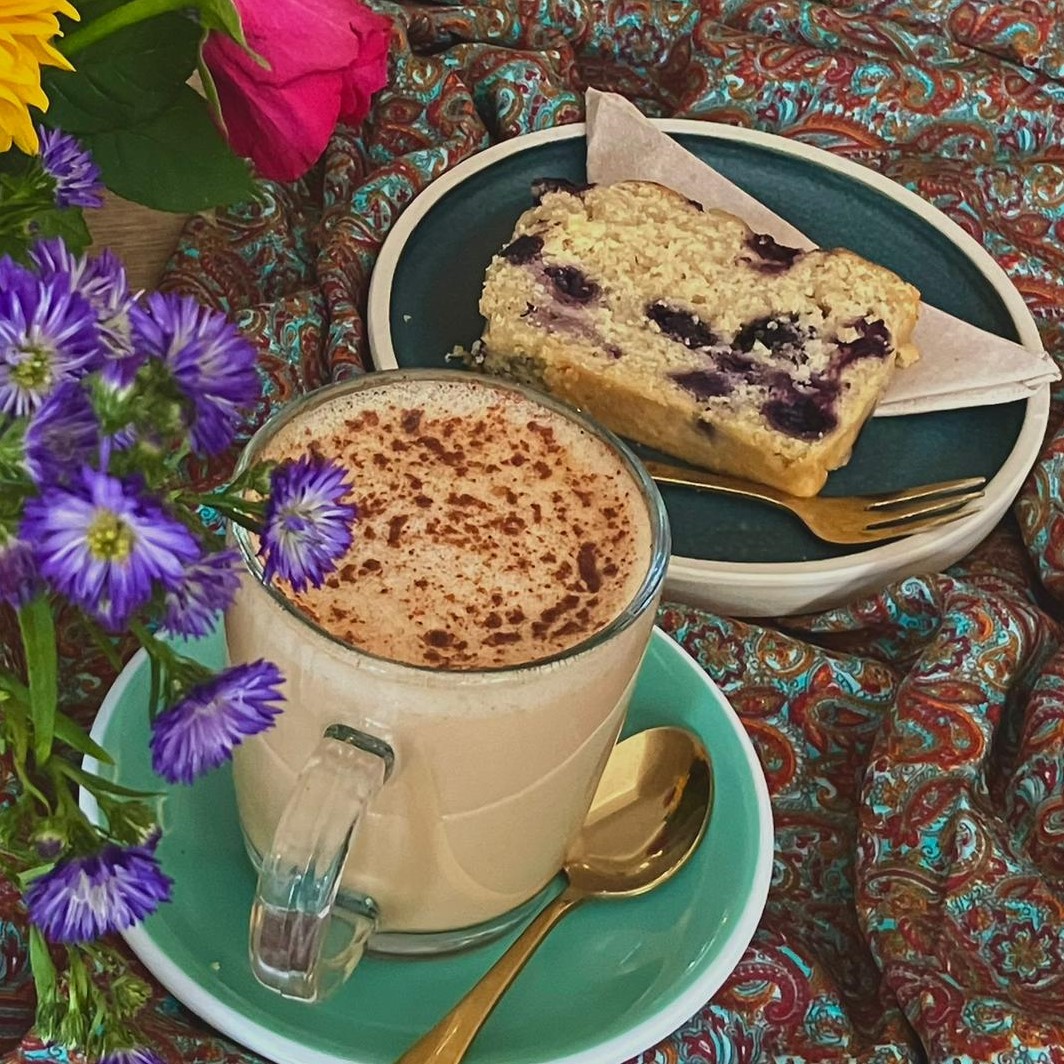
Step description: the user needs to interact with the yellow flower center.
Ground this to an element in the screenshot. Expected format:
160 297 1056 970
87 511 134 562
11 348 52 393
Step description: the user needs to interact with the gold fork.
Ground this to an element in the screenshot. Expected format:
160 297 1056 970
644 460 987 545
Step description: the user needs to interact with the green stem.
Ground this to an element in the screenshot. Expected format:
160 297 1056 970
129 619 166 713
60 0 194 55
12 758 50 811
180 491 265 524
78 614 126 675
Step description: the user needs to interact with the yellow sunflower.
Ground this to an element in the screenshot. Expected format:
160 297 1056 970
0 0 80 155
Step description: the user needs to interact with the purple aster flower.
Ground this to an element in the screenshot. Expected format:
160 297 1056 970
159 547 242 639
260 455 357 592
25 836 172 943
0 531 40 608
101 1049 165 1064
37 126 104 210
133 292 258 455
101 1050 164 1064
21 467 200 630
0 258 100 417
150 660 284 784
31 240 141 386
23 380 99 485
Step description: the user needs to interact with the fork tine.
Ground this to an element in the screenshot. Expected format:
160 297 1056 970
863 500 978 540
864 490 984 530
864 476 987 510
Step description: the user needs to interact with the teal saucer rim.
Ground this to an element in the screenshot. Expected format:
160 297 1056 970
79 627 773 1064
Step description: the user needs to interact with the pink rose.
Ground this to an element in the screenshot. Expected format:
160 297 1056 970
203 0 392 183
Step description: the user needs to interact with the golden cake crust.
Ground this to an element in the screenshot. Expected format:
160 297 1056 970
476 180 921 496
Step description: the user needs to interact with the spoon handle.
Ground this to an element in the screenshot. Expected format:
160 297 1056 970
394 887 585 1064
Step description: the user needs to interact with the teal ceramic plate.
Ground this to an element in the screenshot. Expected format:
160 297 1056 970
81 626 772 1064
367 123 1048 616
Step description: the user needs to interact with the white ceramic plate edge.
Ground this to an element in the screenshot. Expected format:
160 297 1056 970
366 121 1048 617
79 628 774 1064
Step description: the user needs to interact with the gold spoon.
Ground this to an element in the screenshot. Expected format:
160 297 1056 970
395 725 714 1064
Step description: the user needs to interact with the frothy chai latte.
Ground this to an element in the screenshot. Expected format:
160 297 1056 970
260 377 651 668
227 374 664 934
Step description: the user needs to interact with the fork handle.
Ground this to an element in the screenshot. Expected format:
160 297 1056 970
643 461 796 509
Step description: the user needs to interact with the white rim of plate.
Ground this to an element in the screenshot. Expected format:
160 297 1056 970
367 121 1049 595
80 627 774 1064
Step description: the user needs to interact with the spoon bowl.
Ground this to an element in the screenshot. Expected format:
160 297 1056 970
396 726 713 1063
567 725 713 897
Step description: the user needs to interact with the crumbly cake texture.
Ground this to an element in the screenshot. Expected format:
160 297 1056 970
475 179 921 497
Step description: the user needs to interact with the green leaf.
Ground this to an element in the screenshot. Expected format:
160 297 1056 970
0 670 30 707
42 13 201 133
81 86 258 212
29 206 92 255
59 0 250 58
53 711 114 765
59 762 162 799
189 0 247 46
18 597 58 766
28 927 58 1009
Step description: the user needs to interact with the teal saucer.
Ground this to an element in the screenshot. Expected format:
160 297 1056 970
83 627 772 1064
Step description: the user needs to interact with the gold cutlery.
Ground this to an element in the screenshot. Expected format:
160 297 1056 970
395 726 713 1063
645 461 987 545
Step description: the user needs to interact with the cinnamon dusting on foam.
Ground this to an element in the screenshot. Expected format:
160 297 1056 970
260 379 651 669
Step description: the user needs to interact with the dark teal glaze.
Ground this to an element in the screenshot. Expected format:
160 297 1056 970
387 133 1025 564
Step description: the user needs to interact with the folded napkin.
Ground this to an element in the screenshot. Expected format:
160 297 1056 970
585 89 1060 417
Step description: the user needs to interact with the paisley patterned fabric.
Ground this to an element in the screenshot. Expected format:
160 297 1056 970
4 0 1064 1061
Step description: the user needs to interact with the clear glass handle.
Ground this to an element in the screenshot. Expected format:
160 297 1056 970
249 724 394 1001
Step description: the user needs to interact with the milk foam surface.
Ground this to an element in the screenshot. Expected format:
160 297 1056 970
262 378 651 669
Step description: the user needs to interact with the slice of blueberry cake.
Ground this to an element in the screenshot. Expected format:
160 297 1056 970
475 179 921 497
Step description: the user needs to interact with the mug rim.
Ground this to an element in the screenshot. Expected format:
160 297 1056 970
229 368 671 677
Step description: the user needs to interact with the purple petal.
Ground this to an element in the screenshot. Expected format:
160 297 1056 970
31 239 141 385
20 467 200 630
100 1050 166 1064
37 126 104 210
0 533 41 609
150 661 285 784
260 455 357 592
23 379 99 485
159 548 242 639
25 838 173 943
0 259 100 417
133 292 259 455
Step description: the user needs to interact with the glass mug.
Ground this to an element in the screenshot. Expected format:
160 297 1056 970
225 369 670 1001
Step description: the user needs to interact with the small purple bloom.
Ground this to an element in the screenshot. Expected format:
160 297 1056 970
101 1049 165 1064
133 292 258 455
0 532 40 608
150 661 284 784
25 837 172 943
0 258 100 417
31 240 141 386
37 126 104 210
260 455 357 592
24 380 99 485
21 467 200 630
159 548 242 639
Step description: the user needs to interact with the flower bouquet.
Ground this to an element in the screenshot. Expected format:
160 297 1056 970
1 0 392 1061
0 235 362 1060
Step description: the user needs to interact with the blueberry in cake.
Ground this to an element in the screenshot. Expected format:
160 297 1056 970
474 180 921 497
